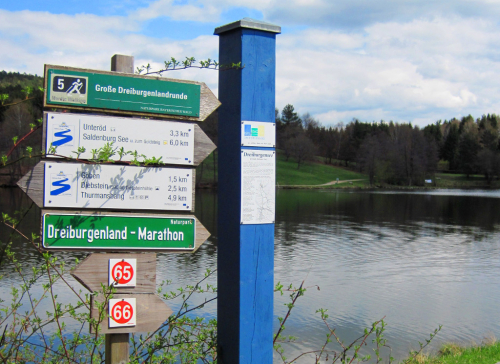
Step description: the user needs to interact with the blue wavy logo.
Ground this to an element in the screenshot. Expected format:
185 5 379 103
50 178 71 195
52 129 73 147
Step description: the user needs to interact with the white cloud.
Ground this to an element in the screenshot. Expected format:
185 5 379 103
0 9 219 92
261 0 500 28
133 0 219 21
1 3 500 127
315 108 391 125
275 15 500 127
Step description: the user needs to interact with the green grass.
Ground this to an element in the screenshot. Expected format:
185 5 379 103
405 341 500 364
276 153 367 186
196 151 499 189
434 173 500 189
196 150 369 187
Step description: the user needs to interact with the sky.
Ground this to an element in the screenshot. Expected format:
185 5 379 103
1 0 500 127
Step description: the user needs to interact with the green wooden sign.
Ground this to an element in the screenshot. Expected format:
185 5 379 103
44 65 200 118
42 213 196 250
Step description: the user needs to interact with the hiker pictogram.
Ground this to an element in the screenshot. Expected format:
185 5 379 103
67 79 83 94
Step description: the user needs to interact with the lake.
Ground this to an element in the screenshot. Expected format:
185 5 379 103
2 187 500 361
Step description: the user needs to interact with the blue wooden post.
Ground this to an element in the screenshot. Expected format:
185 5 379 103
215 19 281 363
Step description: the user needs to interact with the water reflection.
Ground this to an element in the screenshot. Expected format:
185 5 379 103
2 187 500 361
274 189 500 361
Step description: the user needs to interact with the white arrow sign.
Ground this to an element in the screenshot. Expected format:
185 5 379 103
44 112 218 166
17 161 195 211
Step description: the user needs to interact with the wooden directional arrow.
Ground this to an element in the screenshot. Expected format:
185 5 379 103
90 293 173 334
44 65 220 122
72 253 156 294
43 111 216 166
41 210 211 253
17 161 196 212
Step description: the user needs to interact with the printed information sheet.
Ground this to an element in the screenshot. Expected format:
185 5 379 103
240 149 275 224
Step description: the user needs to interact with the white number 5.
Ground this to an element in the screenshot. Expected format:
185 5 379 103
122 266 131 280
57 78 64 90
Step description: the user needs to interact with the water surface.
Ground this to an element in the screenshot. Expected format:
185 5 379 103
2 188 500 361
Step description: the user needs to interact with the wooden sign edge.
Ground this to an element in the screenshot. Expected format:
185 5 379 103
193 124 216 166
90 293 173 334
71 252 157 293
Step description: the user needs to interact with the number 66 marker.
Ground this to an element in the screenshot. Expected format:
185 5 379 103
109 259 137 287
109 298 136 327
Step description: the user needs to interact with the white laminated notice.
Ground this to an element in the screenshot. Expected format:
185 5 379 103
240 149 276 224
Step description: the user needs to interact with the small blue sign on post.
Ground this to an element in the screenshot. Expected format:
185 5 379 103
215 18 281 363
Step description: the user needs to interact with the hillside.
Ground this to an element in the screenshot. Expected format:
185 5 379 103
0 71 44 186
0 71 43 103
196 150 369 188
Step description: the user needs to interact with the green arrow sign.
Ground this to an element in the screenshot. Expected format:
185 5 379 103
44 65 207 119
42 212 197 250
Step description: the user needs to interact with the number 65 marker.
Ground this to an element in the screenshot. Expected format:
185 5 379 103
109 259 137 287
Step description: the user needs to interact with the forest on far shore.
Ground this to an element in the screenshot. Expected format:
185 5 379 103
1 70 499 187
273 104 500 186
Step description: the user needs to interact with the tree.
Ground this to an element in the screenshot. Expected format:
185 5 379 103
278 104 304 159
458 119 480 177
478 115 499 152
477 149 500 183
423 121 443 152
357 134 380 185
332 122 344 164
281 104 301 127
441 122 460 171
284 133 317 169
277 104 303 151
301 112 319 130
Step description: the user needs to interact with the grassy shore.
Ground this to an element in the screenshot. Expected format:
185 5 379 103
196 151 499 190
433 173 500 189
196 151 369 187
276 154 367 187
405 341 500 364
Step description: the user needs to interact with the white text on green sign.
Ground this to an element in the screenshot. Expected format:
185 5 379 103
43 213 196 250
45 65 200 118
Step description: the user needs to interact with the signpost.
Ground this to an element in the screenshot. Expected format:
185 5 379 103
215 19 280 363
44 111 215 166
17 161 195 211
15 54 217 363
71 251 173 335
44 65 221 121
